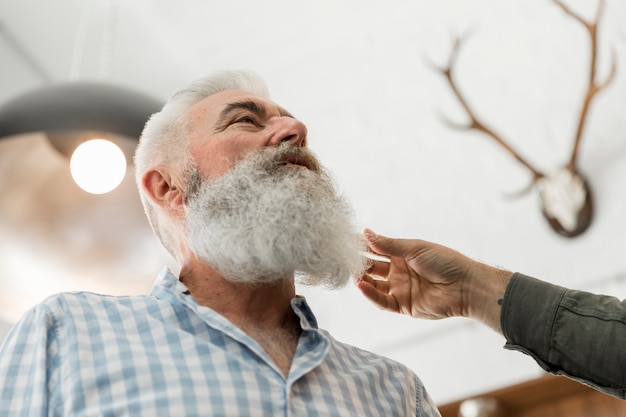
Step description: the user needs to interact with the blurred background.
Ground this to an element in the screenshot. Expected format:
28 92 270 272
1 0 625 407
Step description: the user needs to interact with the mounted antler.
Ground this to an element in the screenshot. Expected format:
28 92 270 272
554 0 617 171
436 0 616 238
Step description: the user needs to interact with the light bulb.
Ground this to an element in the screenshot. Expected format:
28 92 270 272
70 139 127 194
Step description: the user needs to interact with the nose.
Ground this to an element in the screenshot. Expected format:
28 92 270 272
267 116 307 148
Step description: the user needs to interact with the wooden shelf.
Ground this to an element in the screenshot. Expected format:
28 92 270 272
438 374 626 417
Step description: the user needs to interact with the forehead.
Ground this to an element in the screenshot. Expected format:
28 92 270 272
187 89 288 124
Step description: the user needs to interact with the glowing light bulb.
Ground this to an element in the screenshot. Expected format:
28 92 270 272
70 139 127 194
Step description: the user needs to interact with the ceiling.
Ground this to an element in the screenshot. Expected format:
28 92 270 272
1 0 625 404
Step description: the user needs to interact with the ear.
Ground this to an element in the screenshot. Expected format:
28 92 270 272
141 168 185 212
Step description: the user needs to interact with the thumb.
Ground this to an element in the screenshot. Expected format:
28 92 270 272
363 229 413 259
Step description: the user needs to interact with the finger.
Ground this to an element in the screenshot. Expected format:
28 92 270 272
356 278 398 312
366 259 391 278
359 274 391 292
363 229 417 259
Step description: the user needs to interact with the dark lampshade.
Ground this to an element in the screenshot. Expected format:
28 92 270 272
0 82 163 157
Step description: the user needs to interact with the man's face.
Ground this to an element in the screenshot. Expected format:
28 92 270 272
183 90 368 287
186 90 309 180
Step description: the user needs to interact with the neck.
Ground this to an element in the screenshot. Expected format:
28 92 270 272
179 261 302 377
179 262 297 323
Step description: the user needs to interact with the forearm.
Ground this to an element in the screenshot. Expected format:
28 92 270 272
501 273 626 398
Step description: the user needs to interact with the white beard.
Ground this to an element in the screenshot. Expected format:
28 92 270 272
185 145 367 288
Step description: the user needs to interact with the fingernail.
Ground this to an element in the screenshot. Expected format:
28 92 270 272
363 228 376 240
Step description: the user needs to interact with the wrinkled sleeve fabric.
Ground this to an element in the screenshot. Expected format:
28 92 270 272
0 304 57 416
501 272 626 398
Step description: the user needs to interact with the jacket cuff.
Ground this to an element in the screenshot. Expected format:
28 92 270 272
500 272 567 365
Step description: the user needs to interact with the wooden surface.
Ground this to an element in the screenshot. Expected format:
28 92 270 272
438 374 626 417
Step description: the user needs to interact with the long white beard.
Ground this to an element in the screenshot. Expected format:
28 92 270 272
185 145 367 288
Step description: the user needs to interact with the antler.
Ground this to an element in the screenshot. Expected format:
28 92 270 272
554 0 617 172
432 1 616 238
436 36 545 182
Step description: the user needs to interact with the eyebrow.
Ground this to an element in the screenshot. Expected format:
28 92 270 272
215 99 294 127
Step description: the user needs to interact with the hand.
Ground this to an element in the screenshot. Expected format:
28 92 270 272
356 229 511 331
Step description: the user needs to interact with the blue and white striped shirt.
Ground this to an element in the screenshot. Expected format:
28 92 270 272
0 268 440 416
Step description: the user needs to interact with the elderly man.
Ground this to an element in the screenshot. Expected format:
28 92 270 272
0 71 440 416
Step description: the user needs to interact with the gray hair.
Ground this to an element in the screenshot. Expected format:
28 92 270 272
134 70 270 259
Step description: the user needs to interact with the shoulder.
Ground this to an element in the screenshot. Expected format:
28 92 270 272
319 330 440 416
18 291 157 330
321 329 416 374
38 291 145 312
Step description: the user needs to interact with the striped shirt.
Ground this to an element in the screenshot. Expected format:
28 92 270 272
0 268 440 416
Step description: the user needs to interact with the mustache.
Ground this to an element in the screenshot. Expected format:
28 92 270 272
185 145 323 199
258 144 322 175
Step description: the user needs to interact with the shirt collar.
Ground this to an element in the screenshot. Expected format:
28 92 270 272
150 267 320 330
150 267 188 299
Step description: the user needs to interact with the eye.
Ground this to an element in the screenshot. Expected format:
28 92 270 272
234 115 257 125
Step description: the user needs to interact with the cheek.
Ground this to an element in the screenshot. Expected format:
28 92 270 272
192 139 255 179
